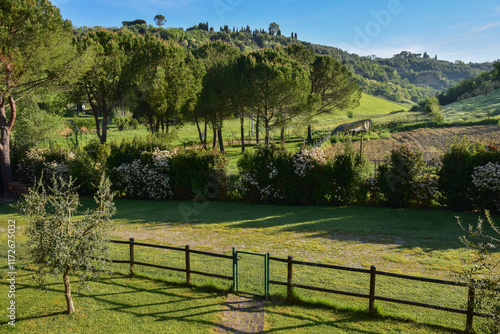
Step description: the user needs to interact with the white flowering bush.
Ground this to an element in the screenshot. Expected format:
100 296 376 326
472 162 500 192
293 146 327 177
14 146 76 187
412 174 439 208
471 162 500 210
113 148 174 200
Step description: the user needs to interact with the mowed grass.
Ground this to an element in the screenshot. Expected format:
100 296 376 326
0 200 495 333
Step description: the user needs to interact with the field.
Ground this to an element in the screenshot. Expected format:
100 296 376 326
1 199 496 333
329 124 500 161
441 88 500 122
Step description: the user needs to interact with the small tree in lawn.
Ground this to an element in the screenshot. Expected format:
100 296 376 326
18 175 116 314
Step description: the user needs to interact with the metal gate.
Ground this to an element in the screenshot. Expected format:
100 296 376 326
233 248 269 298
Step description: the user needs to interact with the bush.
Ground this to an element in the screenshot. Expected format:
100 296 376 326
377 145 431 207
169 149 228 201
112 148 228 201
235 143 368 205
439 138 500 211
331 139 370 204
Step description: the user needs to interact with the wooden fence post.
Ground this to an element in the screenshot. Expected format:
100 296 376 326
369 265 376 315
185 245 191 285
287 256 293 302
466 284 475 333
129 238 135 275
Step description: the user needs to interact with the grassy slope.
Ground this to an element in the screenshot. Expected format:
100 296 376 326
58 93 408 148
442 88 500 122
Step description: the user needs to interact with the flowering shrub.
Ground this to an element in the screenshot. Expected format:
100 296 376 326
14 146 74 187
293 147 327 177
472 162 500 192
471 162 500 210
236 143 367 205
412 174 439 208
113 149 174 200
236 144 293 203
439 139 500 211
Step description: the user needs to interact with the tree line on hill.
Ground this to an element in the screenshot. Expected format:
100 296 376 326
436 60 500 105
124 20 492 104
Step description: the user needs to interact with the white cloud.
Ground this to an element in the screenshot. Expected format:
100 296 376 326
468 22 500 34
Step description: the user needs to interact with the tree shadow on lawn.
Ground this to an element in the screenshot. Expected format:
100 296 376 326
10 273 458 334
9 274 227 331
263 305 458 334
107 199 480 251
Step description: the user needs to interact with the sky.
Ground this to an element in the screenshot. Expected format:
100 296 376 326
55 0 500 63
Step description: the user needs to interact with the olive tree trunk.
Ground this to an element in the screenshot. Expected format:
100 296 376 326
63 265 75 314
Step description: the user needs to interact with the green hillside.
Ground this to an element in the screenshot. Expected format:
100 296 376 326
441 88 500 122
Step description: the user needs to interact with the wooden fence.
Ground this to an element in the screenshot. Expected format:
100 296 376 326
110 238 492 333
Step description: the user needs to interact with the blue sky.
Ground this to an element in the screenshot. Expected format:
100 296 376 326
55 0 500 63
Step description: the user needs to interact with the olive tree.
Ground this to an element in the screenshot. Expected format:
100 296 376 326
18 175 116 314
458 211 500 333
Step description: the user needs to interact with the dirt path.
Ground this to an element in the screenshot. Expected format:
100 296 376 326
328 124 500 161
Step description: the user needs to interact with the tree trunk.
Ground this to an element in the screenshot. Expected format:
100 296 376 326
155 118 161 133
203 119 208 148
217 129 225 153
265 120 270 148
91 105 102 143
63 265 75 314
212 127 217 150
256 115 260 143
0 96 16 195
280 127 285 145
101 112 109 144
307 124 313 141
161 119 165 133
195 117 204 147
240 110 245 153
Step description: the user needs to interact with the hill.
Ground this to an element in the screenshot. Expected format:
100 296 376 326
126 24 492 104
441 88 500 122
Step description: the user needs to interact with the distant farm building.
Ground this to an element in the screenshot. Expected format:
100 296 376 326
333 119 372 134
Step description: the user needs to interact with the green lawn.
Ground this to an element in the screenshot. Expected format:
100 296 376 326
1 200 495 333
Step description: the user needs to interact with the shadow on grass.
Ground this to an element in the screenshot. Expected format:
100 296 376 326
4 266 462 333
103 199 474 251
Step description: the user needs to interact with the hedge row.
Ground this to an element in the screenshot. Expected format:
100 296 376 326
11 136 500 211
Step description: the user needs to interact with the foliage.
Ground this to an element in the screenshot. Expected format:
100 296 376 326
439 139 500 211
244 47 312 146
437 68 500 105
13 96 65 146
457 211 500 333
17 175 116 313
113 148 228 200
236 143 367 205
106 134 172 173
377 145 432 207
0 0 80 192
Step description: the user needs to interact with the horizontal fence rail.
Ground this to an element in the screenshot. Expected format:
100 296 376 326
109 238 492 333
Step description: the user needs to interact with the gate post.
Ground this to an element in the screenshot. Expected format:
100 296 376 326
369 265 376 315
129 238 135 275
466 284 475 333
287 256 293 302
232 247 238 292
